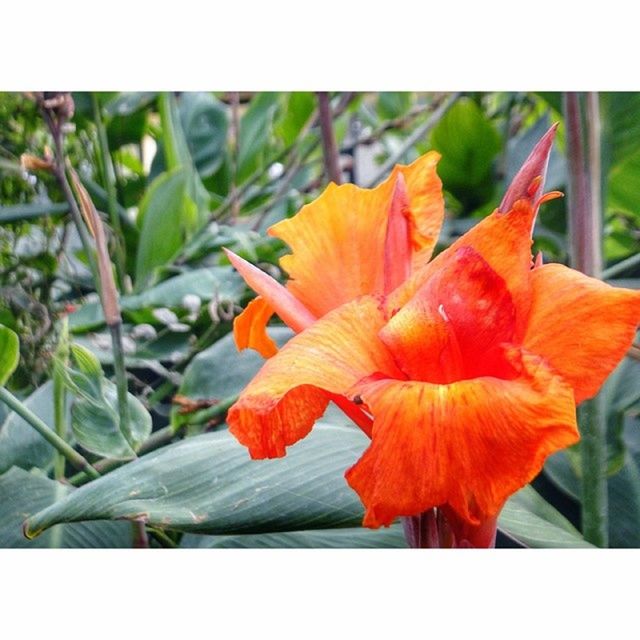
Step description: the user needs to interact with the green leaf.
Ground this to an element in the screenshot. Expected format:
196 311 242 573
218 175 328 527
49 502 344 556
158 92 192 171
24 424 369 538
71 378 151 459
430 97 502 210
172 326 291 429
104 92 157 117
499 485 592 548
276 92 315 146
173 327 291 420
179 92 228 177
134 168 209 286
377 92 412 120
607 452 640 547
61 347 152 459
0 324 19 386
608 148 640 217
0 467 130 548
237 92 280 182
182 525 407 548
69 266 244 332
0 382 60 474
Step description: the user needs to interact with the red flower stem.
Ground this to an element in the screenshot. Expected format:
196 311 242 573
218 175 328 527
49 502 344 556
316 92 342 184
564 92 608 548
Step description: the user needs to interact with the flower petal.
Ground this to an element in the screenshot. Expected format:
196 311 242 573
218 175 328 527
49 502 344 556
224 248 316 332
345 349 579 528
269 152 443 317
380 246 516 383
523 263 640 403
228 296 405 458
390 199 537 337
233 296 277 358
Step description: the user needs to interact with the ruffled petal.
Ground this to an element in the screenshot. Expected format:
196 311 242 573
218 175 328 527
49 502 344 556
233 296 277 358
269 152 444 317
228 296 405 458
345 348 579 527
380 246 516 383
523 263 640 403
389 199 537 337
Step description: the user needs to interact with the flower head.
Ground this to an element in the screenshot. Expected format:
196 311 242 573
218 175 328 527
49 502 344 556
224 127 640 541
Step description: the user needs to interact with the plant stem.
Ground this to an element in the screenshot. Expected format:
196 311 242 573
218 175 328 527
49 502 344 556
316 92 342 184
0 386 100 480
564 91 608 548
109 322 132 446
42 109 99 282
52 318 70 481
602 252 640 280
91 92 128 293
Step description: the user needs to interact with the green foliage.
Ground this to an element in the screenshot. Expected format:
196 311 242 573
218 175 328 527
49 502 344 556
430 96 502 211
0 324 19 385
57 344 152 459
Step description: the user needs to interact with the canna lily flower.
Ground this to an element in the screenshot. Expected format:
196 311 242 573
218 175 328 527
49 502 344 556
224 126 640 547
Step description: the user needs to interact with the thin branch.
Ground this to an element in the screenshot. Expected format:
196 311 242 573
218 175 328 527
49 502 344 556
0 386 100 480
316 92 342 184
365 92 460 188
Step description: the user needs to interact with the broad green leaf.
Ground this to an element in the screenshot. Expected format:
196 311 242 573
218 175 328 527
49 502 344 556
61 346 152 459
0 467 130 548
601 92 640 168
544 450 581 501
71 379 152 459
498 485 591 548
172 327 292 428
237 92 280 182
179 92 228 177
107 109 147 149
158 92 192 171
182 525 407 548
104 92 157 117
377 92 412 120
0 382 60 474
430 97 502 211
608 148 640 217
607 453 640 547
276 92 315 146
0 324 19 385
69 266 244 332
135 168 204 285
24 424 369 538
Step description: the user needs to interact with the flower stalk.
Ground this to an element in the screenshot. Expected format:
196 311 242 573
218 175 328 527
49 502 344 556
564 91 608 547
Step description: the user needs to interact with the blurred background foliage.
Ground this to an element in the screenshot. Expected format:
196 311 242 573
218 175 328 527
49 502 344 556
1 91 639 548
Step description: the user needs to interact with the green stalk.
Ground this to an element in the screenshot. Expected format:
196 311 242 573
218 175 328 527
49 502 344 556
0 386 100 480
158 92 181 172
91 93 128 292
564 91 608 547
52 318 70 480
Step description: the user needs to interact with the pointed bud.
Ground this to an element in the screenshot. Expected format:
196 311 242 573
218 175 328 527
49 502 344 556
500 123 558 213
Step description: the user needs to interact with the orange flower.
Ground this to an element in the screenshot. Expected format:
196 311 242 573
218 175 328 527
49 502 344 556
225 126 640 546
